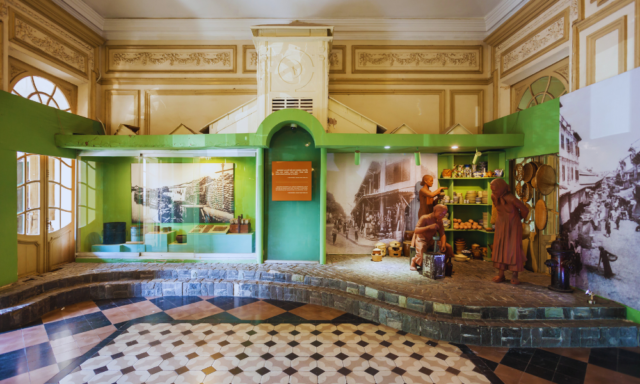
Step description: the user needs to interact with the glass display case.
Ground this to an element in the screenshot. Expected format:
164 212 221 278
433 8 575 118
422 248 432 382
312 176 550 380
76 150 257 261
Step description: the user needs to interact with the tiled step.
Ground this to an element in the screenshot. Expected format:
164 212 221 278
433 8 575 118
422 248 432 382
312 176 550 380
0 268 626 323
0 277 638 348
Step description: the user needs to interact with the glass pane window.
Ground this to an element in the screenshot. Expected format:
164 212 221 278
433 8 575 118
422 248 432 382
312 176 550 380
17 214 25 235
26 211 39 236
517 76 566 112
11 76 71 113
49 209 60 232
61 162 72 188
17 186 25 214
49 183 61 209
27 183 40 210
61 187 72 211
27 155 40 181
17 158 25 186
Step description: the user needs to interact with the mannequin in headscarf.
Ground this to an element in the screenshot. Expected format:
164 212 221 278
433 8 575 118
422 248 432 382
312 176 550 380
490 178 529 285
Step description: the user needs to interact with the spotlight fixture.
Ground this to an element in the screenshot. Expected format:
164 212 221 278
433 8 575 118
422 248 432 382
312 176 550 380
384 146 390 149
305 142 310 147
354 150 361 165
451 145 459 150
291 123 298 131
415 152 421 166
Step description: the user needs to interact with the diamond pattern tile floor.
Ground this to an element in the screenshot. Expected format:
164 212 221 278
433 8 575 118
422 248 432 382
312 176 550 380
0 296 636 384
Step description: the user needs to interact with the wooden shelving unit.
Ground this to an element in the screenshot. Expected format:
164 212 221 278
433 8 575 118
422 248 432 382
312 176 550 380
437 151 506 261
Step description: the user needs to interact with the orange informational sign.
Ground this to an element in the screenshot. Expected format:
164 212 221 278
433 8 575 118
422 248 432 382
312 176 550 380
272 161 312 201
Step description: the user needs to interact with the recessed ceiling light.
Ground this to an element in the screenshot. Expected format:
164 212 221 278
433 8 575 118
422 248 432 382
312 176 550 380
451 145 459 150
384 146 391 149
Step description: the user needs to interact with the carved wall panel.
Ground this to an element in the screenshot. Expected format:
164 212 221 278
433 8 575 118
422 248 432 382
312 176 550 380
106 45 236 74
329 45 346 74
144 90 255 135
330 90 445 133
244 44 346 74
500 8 570 77
242 45 258 73
450 90 484 134
586 16 627 85
351 45 483 74
8 9 89 78
105 90 140 135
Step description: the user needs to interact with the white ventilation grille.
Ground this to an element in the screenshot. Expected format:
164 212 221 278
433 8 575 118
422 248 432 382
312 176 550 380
272 98 313 114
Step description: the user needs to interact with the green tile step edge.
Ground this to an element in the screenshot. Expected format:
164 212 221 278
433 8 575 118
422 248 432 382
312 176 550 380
0 277 637 348
1 267 626 325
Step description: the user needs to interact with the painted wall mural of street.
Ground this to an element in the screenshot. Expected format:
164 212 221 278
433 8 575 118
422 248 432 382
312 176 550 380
559 67 640 311
131 162 234 224
325 153 438 254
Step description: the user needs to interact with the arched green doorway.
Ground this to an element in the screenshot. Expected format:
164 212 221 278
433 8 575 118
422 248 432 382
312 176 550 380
256 110 327 263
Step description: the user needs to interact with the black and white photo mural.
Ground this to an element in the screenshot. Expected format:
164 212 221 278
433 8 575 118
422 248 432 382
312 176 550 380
559 67 640 310
131 163 234 224
325 153 438 254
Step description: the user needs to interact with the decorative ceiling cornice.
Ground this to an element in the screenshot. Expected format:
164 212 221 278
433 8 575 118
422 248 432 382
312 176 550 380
40 0 535 42
21 0 105 47
484 0 560 46
102 18 488 41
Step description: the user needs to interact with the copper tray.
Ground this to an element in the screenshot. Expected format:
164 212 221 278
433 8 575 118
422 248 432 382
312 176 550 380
523 162 538 183
514 163 524 182
536 165 557 195
535 199 548 231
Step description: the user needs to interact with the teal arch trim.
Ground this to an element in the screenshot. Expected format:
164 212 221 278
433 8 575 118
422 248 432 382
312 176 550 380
255 109 326 147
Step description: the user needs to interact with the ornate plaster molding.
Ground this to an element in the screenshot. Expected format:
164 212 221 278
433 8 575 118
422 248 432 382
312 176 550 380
9 9 88 77
500 9 569 76
105 45 236 74
351 45 483 74
329 45 346 74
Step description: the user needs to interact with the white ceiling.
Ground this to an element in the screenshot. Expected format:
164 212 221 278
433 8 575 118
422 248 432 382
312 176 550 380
80 0 505 20
55 0 530 40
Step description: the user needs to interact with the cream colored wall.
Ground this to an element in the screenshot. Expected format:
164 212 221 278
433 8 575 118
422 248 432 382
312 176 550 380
100 39 491 135
489 0 639 119
574 0 637 89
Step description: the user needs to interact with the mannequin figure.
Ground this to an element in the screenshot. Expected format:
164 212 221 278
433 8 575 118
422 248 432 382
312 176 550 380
490 179 529 285
411 204 454 271
419 175 448 217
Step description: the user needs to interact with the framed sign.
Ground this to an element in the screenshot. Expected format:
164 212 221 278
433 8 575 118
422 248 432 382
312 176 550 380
272 161 312 201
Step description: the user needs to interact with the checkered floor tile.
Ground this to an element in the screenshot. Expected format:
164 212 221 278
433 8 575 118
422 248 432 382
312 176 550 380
467 344 640 384
0 295 635 384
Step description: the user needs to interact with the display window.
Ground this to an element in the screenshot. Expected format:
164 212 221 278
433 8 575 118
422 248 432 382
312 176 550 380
77 151 257 260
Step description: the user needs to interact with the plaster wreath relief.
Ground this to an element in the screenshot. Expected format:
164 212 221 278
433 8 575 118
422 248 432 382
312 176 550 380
329 51 340 67
502 17 565 72
14 18 86 72
0 0 7 17
250 52 258 66
358 52 477 67
112 52 231 67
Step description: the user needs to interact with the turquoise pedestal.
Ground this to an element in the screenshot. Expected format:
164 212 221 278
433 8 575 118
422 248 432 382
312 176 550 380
91 243 146 252
145 232 177 252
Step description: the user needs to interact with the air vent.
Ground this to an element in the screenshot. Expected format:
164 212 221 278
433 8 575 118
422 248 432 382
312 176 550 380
272 98 313 114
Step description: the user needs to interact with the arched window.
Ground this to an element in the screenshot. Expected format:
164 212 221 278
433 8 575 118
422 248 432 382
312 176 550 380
516 76 567 112
11 76 71 112
511 58 569 113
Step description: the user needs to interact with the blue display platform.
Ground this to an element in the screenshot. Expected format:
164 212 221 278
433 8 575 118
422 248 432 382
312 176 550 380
91 232 254 254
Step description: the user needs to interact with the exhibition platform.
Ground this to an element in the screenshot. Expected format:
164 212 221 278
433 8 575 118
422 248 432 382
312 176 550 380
0 256 636 349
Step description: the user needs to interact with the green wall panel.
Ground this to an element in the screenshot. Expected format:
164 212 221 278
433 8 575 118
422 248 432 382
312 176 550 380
0 91 102 158
483 99 560 160
78 156 256 252
0 151 18 286
265 128 320 261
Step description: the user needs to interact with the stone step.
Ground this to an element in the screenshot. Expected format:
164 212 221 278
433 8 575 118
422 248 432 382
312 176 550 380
0 269 626 323
0 277 637 348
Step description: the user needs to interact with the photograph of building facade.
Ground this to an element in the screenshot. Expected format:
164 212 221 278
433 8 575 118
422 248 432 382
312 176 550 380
1 0 640 383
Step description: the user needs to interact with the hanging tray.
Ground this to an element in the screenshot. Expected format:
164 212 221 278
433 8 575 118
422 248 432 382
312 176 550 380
524 202 533 223
514 163 524 182
536 164 557 195
535 199 548 231
521 183 532 202
523 162 538 183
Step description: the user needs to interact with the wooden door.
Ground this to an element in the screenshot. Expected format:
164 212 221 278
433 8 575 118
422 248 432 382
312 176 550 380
17 154 45 277
47 157 75 269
